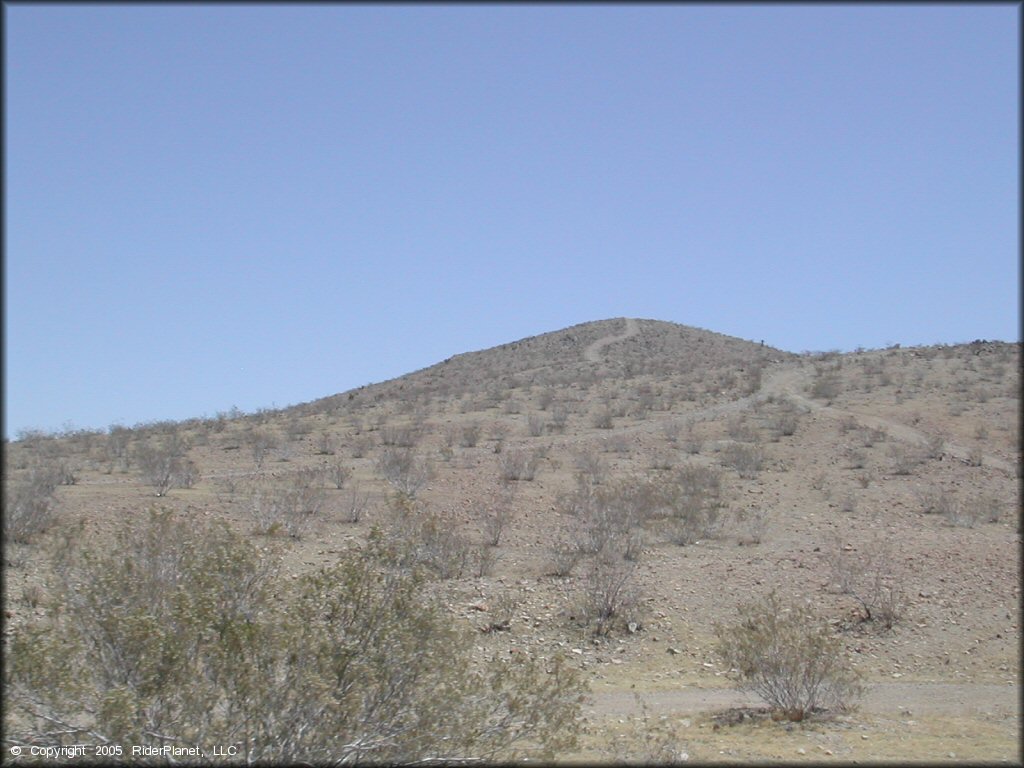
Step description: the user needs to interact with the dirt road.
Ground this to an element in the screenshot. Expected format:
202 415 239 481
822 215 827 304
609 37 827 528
585 318 641 363
760 364 1016 475
588 682 1019 719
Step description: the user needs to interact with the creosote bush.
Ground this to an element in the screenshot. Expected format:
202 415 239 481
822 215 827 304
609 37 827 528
714 591 863 721
376 447 433 500
499 448 542 482
3 464 61 544
5 510 585 763
577 554 641 636
134 442 199 496
827 536 905 630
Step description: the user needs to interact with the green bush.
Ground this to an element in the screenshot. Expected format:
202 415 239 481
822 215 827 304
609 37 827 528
714 591 862 721
6 510 585 762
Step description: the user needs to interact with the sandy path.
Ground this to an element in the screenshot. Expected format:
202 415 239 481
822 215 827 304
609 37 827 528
588 682 1019 719
584 318 641 363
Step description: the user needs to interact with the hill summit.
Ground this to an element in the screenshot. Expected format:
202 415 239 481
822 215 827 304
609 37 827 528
312 318 795 413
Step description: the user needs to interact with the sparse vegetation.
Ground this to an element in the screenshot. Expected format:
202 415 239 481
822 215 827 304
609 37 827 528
828 536 906 630
577 553 641 636
377 446 433 500
3 464 61 544
4 322 1018 763
5 511 585 762
721 442 764 479
498 448 542 482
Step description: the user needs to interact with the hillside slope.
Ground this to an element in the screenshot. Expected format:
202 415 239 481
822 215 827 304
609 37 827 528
3 320 1019 763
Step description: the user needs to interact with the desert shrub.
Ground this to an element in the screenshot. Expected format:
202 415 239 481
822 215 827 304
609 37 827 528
490 424 509 454
339 484 371 524
214 474 241 498
325 461 350 489
5 512 584 762
459 422 482 447
734 507 769 546
476 591 520 634
924 435 946 460
573 450 608 484
663 465 726 545
537 389 554 411
284 415 312 442
680 427 702 455
499 448 542 482
916 486 955 517
350 433 374 458
3 464 61 544
888 444 924 475
827 537 906 629
809 372 841 402
380 424 419 447
56 461 78 486
377 447 432 500
857 427 887 447
246 428 278 469
558 476 641 558
974 494 1004 524
249 473 326 539
726 416 759 443
548 541 584 578
526 413 547 437
714 591 863 721
577 554 641 636
549 406 570 434
604 434 630 454
649 451 675 471
133 443 199 496
591 406 614 430
385 509 473 580
315 431 336 455
662 421 683 444
722 443 764 479
622 529 647 562
483 488 515 547
607 695 692 764
941 498 981 528
843 447 867 470
471 543 500 578
837 416 858 435
104 425 135 471
766 401 801 439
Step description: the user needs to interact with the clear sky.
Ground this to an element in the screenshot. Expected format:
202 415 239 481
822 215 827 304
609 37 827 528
4 4 1019 437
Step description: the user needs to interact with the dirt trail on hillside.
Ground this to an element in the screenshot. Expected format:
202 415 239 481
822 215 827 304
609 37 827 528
588 682 1019 719
559 348 1015 475
761 365 1016 475
585 318 641 363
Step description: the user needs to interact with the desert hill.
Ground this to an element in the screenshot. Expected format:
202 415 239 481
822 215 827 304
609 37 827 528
305 318 796 416
3 318 1020 762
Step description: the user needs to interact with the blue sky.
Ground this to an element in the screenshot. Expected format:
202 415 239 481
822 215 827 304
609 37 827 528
4 4 1019 437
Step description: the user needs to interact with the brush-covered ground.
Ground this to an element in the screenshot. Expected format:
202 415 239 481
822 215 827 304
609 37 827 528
4 319 1020 762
